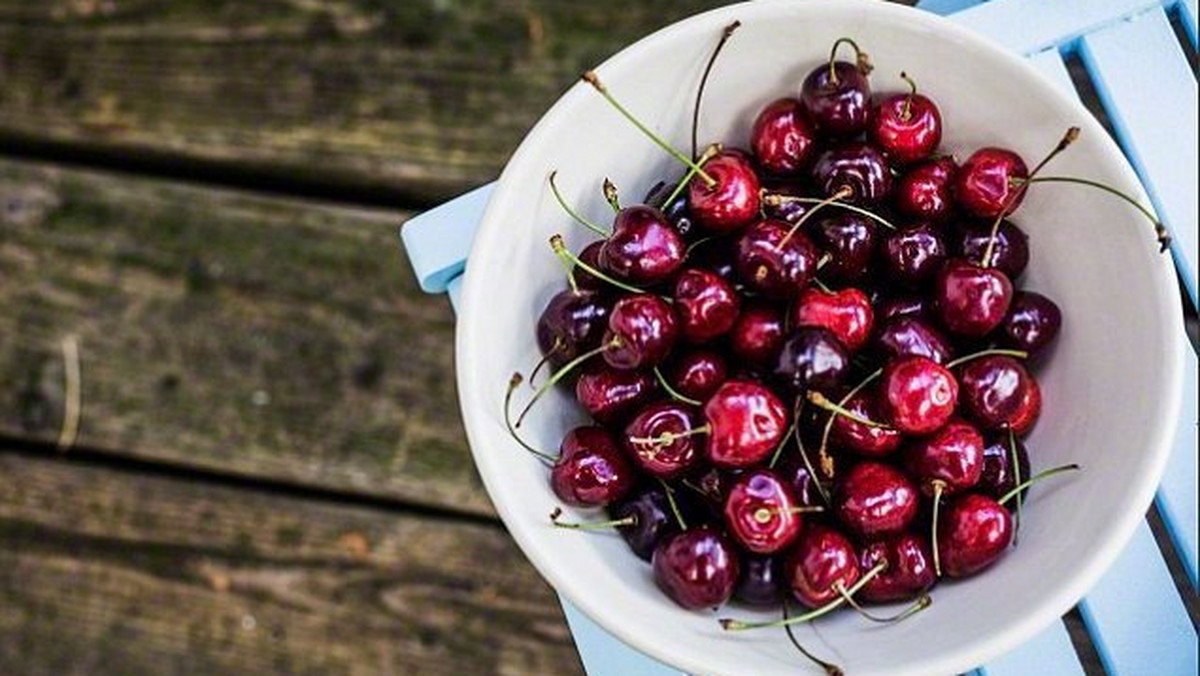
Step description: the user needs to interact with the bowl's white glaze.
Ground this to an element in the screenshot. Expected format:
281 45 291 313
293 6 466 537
455 2 1185 674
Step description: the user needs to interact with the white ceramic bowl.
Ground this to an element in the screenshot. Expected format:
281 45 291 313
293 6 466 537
456 1 1185 674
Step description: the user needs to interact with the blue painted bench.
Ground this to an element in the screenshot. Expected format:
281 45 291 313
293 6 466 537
400 1 1198 673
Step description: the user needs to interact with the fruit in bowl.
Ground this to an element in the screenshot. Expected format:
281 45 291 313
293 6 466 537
456 2 1184 674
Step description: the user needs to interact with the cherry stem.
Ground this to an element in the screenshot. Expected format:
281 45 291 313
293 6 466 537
945 348 1028 370
602 177 620 213
692 21 741 160
1008 427 1024 545
629 425 711 447
768 416 797 469
503 373 557 465
818 369 883 476
550 507 636 530
808 390 890 429
835 581 932 623
900 71 917 121
827 37 871 85
720 562 887 630
778 186 853 250
812 277 834 294
527 339 562 387
515 338 619 428
582 71 717 187
686 234 718 256
999 463 1081 506
1017 175 1171 252
549 171 609 237
931 479 945 577
783 601 845 676
550 234 647 296
981 127 1079 267
794 399 834 505
665 143 722 207
817 252 832 270
659 479 688 530
753 505 824 523
762 193 898 230
653 367 702 406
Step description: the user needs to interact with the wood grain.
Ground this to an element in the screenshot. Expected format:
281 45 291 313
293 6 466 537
0 0 731 202
0 159 495 515
0 452 581 675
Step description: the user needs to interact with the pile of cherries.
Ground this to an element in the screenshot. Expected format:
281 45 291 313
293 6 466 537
506 31 1158 658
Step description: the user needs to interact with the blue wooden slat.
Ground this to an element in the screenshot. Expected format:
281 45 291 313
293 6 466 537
399 182 494 293
917 0 988 15
952 0 1172 54
1078 8 1199 306
977 620 1087 676
1181 0 1198 45
561 600 685 676
1156 346 1199 586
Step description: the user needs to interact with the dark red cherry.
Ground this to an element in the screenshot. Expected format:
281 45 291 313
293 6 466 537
729 304 786 365
653 527 741 609
876 293 932 322
623 401 704 479
736 219 820 299
1008 375 1042 436
735 555 785 606
667 349 728 402
895 156 957 223
551 426 635 507
704 380 789 468
673 268 740 343
979 433 1032 502
880 222 948 287
603 294 678 370
953 148 1029 219
690 235 740 284
752 98 819 175
575 240 608 291
800 58 872 137
760 181 812 224
812 143 893 205
785 523 861 608
575 364 657 425
830 388 903 457
874 316 953 365
610 487 682 561
689 150 762 233
959 356 1032 430
858 533 936 603
934 260 1014 337
869 85 942 165
793 286 875 352
903 419 985 495
880 355 959 435
955 219 1030 279
724 469 805 554
1000 291 1062 355
937 493 1013 577
774 327 850 394
642 183 701 241
599 206 686 284
835 461 920 538
537 288 611 369
809 213 878 283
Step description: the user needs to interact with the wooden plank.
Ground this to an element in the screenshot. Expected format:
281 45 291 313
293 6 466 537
0 0 731 203
975 621 1086 676
952 0 1170 54
561 602 684 676
1156 345 1199 586
0 452 580 675
0 159 494 516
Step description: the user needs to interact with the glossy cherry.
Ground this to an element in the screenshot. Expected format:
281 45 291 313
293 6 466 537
704 379 789 468
774 327 850 394
903 419 985 495
575 240 608 291
879 222 948 287
735 219 820 299
830 388 904 457
811 143 893 205
600 206 687 284
575 364 657 425
603 294 678 370
955 219 1030 279
880 355 959 435
937 493 1013 578
958 356 1032 430
894 156 957 223
953 147 1029 219
689 150 762 232
735 556 786 606
793 286 875 352
729 304 786 365
835 461 920 538
610 487 682 561
652 527 741 609
876 293 932 321
1000 291 1062 355
934 259 1014 337
551 426 635 507
673 268 740 343
1008 375 1042 436
874 316 953 364
536 288 611 369
809 213 877 283
979 433 1032 502
785 523 862 608
724 469 806 554
800 46 873 137
666 349 728 401
623 401 704 479
869 75 942 164
858 533 936 603
752 97 819 175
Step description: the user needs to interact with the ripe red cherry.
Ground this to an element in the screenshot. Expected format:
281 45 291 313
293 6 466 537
575 240 608 290
729 304 786 365
793 286 875 352
653 527 741 609
894 156 957 223
735 219 820 299
623 401 704 479
1008 376 1042 436
876 293 933 322
774 327 850 394
673 268 740 343
979 433 1032 501
903 419 985 495
1001 291 1063 355
830 388 904 457
874 316 953 365
880 222 948 288
785 523 862 608
937 493 1013 577
835 461 920 538
959 356 1033 430
956 219 1030 280
537 288 611 369
869 77 942 164
599 206 686 284
809 213 878 283
689 150 762 232
603 294 678 370
724 469 805 554
610 487 682 561
953 147 1029 219
551 426 635 507
934 259 1014 337
735 556 785 606
575 364 657 425
704 379 789 468
751 98 819 175
812 143 894 205
880 355 959 435
666 349 728 402
858 533 936 603
800 54 873 137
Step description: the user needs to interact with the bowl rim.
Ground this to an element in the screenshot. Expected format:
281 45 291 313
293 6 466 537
455 1 1186 673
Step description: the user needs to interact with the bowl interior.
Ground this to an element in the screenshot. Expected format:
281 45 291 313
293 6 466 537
456 2 1183 674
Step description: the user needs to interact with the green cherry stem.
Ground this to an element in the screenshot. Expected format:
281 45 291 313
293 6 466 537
503 373 557 465
777 186 853 250
931 479 946 577
628 425 711 447
527 338 562 387
720 562 888 630
768 417 798 469
793 400 833 505
808 390 890 429
835 581 932 623
817 368 883 477
692 21 741 159
999 463 1081 506
653 367 703 406
783 601 845 676
549 171 609 237
550 507 636 530
550 234 647 296
665 143 722 207
659 479 688 530
515 338 619 428
945 348 1028 369
1017 175 1171 251
761 193 898 230
1008 427 1024 545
